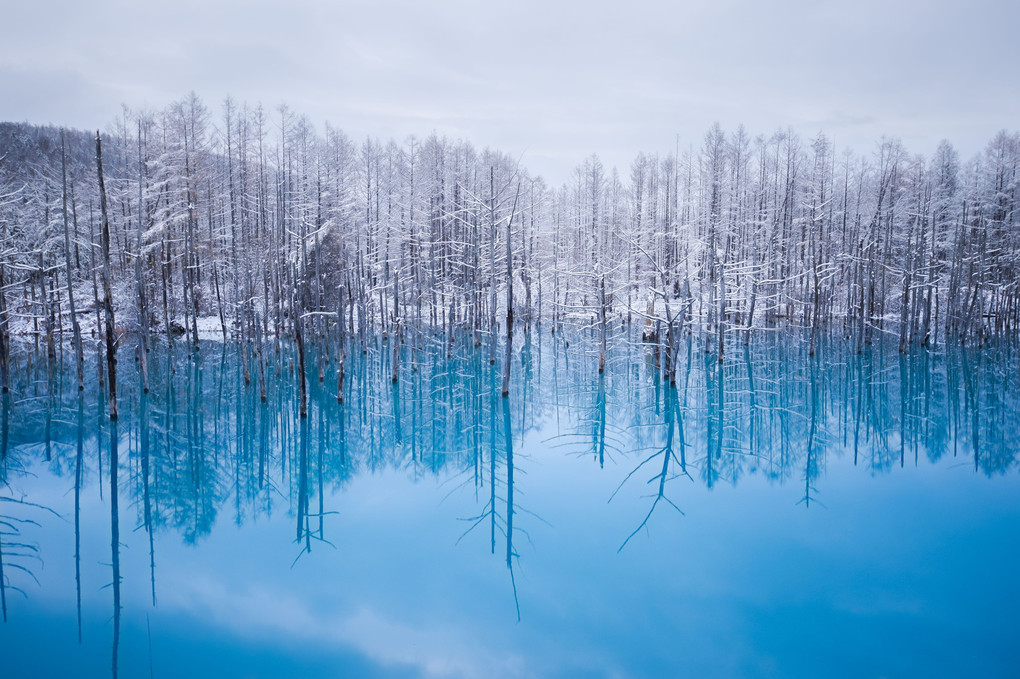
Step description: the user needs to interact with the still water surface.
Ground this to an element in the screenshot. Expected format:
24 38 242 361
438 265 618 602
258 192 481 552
1 331 1018 678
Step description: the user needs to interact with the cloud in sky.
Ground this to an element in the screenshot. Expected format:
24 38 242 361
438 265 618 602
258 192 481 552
2 0 1017 183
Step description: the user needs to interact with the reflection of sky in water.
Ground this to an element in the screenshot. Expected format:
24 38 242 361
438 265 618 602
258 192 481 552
1 333 1019 678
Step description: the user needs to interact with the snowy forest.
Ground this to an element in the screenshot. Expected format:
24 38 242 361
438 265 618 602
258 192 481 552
3 91 1020 679
1 94 1018 405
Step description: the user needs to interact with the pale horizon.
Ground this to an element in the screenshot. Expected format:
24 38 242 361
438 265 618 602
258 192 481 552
2 0 1018 185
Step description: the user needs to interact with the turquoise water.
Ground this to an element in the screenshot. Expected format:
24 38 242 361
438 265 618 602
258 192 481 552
1 330 1018 678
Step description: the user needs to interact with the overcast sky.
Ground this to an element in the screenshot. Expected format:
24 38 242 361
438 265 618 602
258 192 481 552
2 0 1017 184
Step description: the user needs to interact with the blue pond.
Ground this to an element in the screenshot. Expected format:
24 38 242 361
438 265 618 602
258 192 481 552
1 330 1018 678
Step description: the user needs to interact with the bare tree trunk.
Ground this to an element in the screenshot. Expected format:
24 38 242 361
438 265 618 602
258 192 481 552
598 274 607 373
745 278 757 346
41 254 57 362
89 203 106 386
489 167 497 365
391 319 400 384
502 181 521 397
135 122 149 392
336 281 345 403
0 263 8 393
61 131 85 390
96 132 118 420
213 264 227 342
393 274 401 383
717 260 725 363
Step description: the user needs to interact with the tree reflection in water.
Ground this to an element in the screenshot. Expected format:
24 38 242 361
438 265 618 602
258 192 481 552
0 329 1017 671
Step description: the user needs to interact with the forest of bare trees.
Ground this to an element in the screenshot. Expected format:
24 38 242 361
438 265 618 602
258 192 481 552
1 94 1018 679
0 95 1017 399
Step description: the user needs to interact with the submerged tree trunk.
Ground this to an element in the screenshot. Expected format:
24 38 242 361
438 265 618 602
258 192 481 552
295 311 307 419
